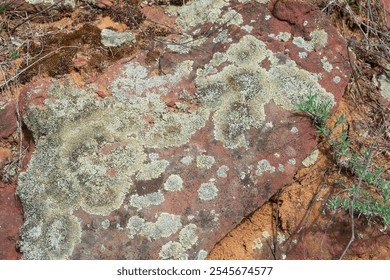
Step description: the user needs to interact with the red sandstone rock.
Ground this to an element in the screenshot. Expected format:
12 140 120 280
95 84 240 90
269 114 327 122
0 147 13 172
0 102 17 138
0 181 23 260
14 0 351 260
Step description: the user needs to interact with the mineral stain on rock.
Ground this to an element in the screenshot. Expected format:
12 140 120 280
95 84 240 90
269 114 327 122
16 0 350 259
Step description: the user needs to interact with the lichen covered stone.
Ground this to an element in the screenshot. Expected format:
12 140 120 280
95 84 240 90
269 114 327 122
17 0 350 259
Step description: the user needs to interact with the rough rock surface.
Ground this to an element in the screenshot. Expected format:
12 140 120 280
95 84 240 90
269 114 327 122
0 101 17 138
16 0 350 259
0 181 23 260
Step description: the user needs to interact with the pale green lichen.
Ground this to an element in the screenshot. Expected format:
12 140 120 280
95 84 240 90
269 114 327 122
136 158 169 181
129 191 165 210
288 158 296 165
292 30 328 51
196 155 215 169
167 0 228 32
163 174 184 192
262 231 271 239
213 30 232 44
255 159 275 176
333 76 341 84
18 212 81 260
100 29 136 47
101 219 110 230
127 213 182 240
241 25 254 33
321 57 333 72
109 61 194 97
276 32 291 42
127 216 145 239
195 34 334 148
17 78 207 258
198 182 218 201
217 165 229 178
180 156 193 165
197 250 208 260
26 0 75 8
302 149 319 167
238 0 269 3
179 224 198 249
252 238 263 250
139 213 182 240
299 52 308 59
159 241 188 260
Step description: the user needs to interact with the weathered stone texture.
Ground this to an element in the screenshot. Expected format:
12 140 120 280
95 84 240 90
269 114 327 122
16 0 350 259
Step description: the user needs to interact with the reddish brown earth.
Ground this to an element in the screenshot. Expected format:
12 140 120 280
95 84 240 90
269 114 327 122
0 0 389 260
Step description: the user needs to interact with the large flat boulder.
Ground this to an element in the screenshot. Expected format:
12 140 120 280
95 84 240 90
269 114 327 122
16 0 350 259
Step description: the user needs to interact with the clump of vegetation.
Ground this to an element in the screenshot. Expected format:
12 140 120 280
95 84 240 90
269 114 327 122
297 92 390 257
297 93 389 227
0 1 8 14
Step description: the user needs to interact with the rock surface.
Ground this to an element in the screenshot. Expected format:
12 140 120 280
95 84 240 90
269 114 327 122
0 101 17 138
16 0 350 259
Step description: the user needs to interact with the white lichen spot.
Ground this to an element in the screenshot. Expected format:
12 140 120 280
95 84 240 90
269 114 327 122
333 76 341 84
179 224 198 249
181 156 193 165
198 182 218 201
148 153 160 160
217 165 230 178
290 127 298 133
274 153 280 158
277 233 287 244
101 219 110 230
210 209 220 222
127 216 145 239
222 9 243 26
110 61 193 98
265 122 274 128
136 159 169 181
265 15 271 20
159 241 188 260
298 52 308 59
256 159 275 176
282 254 287 260
252 238 263 250
170 0 229 32
213 29 232 44
241 25 254 33
321 57 333 72
164 174 183 192
197 249 208 260
302 149 319 167
140 213 182 240
100 29 136 47
196 155 215 169
262 231 271 239
288 158 296 165
226 35 269 66
129 191 165 211
292 29 328 51
303 20 308 26
276 32 291 42
187 215 195 221
278 164 284 172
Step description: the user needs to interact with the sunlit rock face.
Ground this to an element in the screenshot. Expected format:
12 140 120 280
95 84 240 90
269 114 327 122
17 0 350 259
